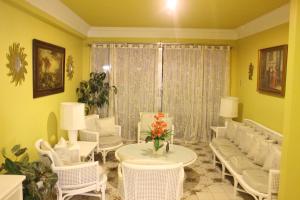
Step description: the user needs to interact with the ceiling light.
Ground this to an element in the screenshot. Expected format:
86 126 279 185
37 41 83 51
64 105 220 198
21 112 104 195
166 0 177 11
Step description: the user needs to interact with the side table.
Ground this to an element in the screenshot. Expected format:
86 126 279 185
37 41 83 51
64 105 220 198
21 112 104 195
77 141 98 162
210 126 218 142
54 141 98 162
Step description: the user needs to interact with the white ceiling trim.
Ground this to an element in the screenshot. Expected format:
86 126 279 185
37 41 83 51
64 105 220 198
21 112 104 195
25 1 289 40
88 27 238 40
236 4 290 39
25 0 90 35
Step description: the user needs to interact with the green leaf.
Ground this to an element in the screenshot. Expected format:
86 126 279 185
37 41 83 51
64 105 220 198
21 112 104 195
11 144 20 154
154 139 160 151
145 136 152 143
19 153 29 163
4 158 20 174
14 147 27 157
1 148 7 158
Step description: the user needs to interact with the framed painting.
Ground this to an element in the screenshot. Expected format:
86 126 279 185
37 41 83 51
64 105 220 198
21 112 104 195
257 45 288 97
33 39 65 98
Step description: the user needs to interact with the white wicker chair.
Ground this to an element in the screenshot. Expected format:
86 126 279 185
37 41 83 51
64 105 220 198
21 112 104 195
79 115 123 163
137 112 174 144
35 139 107 200
118 160 184 200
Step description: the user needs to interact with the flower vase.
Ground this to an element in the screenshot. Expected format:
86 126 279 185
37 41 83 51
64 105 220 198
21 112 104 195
152 140 165 155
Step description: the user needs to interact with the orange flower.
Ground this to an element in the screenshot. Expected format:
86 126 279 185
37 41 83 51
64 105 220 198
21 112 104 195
154 112 165 120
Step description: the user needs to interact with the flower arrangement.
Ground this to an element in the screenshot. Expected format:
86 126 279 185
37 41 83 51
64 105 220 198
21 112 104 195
145 112 172 152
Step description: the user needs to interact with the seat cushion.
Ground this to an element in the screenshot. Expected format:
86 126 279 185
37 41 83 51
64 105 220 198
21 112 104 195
242 169 269 194
99 135 123 148
211 138 232 148
85 116 98 131
217 145 243 159
228 155 260 174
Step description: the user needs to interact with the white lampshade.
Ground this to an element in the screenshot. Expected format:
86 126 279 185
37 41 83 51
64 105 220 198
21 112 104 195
60 102 86 130
219 97 239 118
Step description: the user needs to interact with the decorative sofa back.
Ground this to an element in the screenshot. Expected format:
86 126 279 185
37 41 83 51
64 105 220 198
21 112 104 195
243 119 283 145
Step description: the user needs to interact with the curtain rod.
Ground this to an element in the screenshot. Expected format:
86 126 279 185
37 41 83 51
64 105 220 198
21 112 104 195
87 42 232 48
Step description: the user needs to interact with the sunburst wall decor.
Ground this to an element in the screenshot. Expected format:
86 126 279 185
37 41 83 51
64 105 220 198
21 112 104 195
66 55 74 80
6 43 28 86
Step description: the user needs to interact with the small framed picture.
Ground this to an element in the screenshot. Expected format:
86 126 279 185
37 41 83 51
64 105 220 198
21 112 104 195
32 39 65 98
257 45 288 97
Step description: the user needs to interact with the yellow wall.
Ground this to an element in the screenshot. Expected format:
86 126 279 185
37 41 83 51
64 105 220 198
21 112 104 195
0 0 84 162
233 23 289 133
279 0 300 199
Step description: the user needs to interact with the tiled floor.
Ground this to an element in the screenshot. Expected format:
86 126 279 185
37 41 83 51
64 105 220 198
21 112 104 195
72 141 256 200
196 182 253 200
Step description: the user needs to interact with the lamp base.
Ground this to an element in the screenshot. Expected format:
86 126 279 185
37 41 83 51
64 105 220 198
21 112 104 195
224 118 233 127
68 130 78 145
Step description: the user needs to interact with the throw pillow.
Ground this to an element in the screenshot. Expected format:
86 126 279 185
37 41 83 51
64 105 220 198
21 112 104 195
263 144 281 171
253 140 272 166
163 117 173 132
140 117 155 132
41 140 64 166
96 117 116 136
85 117 98 131
247 135 265 160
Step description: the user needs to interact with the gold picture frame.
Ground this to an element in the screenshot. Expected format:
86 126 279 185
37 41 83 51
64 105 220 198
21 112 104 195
257 45 288 97
32 39 65 98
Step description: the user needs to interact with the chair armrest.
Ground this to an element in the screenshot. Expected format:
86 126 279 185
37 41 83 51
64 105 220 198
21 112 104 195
214 127 227 138
268 169 280 195
53 161 100 189
118 163 123 178
79 130 99 143
115 125 122 137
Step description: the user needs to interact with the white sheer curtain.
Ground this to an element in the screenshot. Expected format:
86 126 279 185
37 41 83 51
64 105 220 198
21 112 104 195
91 44 160 140
111 44 160 140
162 45 204 141
162 45 230 142
90 43 230 142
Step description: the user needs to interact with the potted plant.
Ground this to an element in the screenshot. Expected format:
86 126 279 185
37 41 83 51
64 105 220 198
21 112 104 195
76 72 117 114
0 145 58 200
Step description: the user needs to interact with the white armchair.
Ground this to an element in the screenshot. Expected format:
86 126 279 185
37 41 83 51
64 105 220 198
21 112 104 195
79 115 123 163
137 112 174 144
35 139 107 200
118 160 184 200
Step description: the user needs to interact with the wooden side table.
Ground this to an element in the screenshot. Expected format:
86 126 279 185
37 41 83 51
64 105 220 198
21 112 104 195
0 175 25 200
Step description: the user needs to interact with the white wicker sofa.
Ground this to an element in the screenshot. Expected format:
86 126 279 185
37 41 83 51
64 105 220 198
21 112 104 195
210 119 282 200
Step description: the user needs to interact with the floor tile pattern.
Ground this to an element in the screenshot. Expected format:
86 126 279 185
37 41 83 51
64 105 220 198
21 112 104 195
72 141 255 200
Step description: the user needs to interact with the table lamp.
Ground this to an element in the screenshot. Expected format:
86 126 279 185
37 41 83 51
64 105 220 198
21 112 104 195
60 102 86 144
219 96 238 126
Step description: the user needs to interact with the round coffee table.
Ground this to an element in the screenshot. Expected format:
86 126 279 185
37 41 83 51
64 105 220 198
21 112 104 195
115 143 197 167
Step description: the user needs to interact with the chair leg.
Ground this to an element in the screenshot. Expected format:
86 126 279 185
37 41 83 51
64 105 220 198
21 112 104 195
212 154 216 169
57 187 62 200
221 164 226 181
101 184 106 200
102 151 107 164
233 178 238 199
